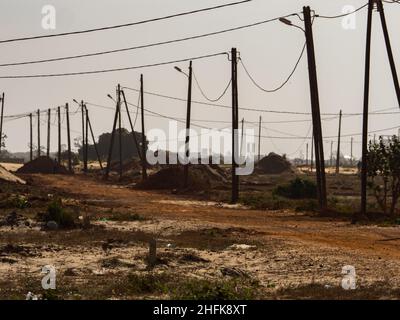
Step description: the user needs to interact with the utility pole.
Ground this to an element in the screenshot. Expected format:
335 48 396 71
47 108 51 158
184 61 193 188
120 90 142 162
258 116 262 162
330 141 333 167
231 47 239 203
117 85 123 180
104 92 120 179
304 6 327 211
65 103 72 173
81 101 87 172
37 109 41 158
57 106 61 163
85 105 90 173
306 143 308 166
336 109 342 174
140 75 147 180
310 136 314 172
360 0 374 219
87 110 103 170
29 113 33 162
351 137 354 166
240 118 244 158
0 93 4 155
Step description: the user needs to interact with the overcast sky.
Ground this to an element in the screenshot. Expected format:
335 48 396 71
1 0 400 160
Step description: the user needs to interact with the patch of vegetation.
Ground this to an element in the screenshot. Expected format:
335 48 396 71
40 199 77 228
109 212 147 222
273 178 317 199
171 278 260 300
240 194 290 210
126 272 170 294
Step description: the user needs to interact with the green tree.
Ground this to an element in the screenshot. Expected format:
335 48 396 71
367 136 400 216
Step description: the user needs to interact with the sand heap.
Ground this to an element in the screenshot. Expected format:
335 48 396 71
258 152 292 174
137 165 228 190
0 165 25 184
17 156 68 174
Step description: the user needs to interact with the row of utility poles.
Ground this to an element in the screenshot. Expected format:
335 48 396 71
12 1 400 219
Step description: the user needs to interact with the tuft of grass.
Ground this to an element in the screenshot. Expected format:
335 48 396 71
273 178 317 199
171 278 260 300
240 194 290 210
108 212 147 222
41 199 77 228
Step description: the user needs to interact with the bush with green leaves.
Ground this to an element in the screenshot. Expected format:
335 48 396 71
273 177 317 199
367 136 400 216
44 199 76 228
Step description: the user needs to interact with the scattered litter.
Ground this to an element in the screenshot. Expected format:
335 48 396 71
26 292 39 300
227 244 257 251
220 267 250 278
0 164 25 184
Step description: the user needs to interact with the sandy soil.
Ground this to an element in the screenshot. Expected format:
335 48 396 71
1 173 400 299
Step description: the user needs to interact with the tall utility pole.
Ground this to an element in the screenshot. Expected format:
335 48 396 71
351 137 354 166
104 92 120 179
231 47 239 203
258 116 262 162
65 104 72 173
37 109 41 158
0 93 4 154
81 101 87 172
29 113 33 161
184 61 193 188
85 104 89 173
140 75 147 180
47 108 51 158
330 141 333 167
87 110 103 170
336 109 342 174
117 85 123 180
304 6 327 211
360 0 374 219
120 90 142 162
310 136 314 172
306 143 308 166
240 118 244 158
57 106 61 163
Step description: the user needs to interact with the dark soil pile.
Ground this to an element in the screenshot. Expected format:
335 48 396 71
17 156 68 174
137 165 228 190
257 152 292 174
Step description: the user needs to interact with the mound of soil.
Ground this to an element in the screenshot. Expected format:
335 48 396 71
0 165 25 184
17 156 68 174
258 152 292 174
137 165 227 191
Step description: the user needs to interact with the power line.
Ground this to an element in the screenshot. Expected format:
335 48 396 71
239 42 306 93
0 13 301 68
192 71 231 102
0 52 227 79
0 1 252 45
121 85 400 116
316 3 369 19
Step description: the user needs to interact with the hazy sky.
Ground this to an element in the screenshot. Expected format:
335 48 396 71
1 0 400 160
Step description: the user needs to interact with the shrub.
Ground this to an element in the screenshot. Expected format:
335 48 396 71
44 199 76 228
273 178 317 199
240 194 289 210
171 278 259 300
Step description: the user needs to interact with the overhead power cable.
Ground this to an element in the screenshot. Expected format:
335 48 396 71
239 42 306 93
192 71 232 102
316 3 369 19
0 1 252 45
0 52 227 79
0 12 300 68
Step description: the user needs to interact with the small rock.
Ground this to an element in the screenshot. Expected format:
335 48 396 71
46 221 58 230
220 267 250 278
